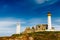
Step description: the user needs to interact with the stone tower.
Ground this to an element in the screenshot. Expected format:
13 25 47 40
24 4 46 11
16 21 20 34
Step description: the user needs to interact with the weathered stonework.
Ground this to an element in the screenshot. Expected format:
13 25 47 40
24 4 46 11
24 24 48 33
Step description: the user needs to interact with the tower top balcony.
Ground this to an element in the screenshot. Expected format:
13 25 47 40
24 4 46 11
48 11 51 16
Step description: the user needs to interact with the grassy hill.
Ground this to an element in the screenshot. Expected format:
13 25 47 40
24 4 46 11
12 31 60 40
0 31 60 40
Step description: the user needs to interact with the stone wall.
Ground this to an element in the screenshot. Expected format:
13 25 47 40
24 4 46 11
24 24 48 33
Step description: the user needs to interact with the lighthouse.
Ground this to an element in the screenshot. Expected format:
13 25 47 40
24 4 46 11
48 12 52 31
16 21 20 34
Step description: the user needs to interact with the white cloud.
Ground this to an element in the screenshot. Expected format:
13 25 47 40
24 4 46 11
35 0 58 5
35 0 45 4
0 17 26 36
52 25 60 31
52 18 60 31
0 18 26 27
54 19 60 22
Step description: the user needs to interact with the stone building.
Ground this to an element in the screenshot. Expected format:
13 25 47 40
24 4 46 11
24 27 32 33
24 24 48 33
35 24 48 32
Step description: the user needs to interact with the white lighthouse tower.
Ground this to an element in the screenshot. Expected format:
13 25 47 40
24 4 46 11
47 12 52 31
16 21 20 34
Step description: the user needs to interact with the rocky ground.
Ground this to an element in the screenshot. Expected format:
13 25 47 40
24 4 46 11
0 31 60 40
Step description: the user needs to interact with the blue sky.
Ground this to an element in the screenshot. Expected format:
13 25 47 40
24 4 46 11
0 0 60 36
